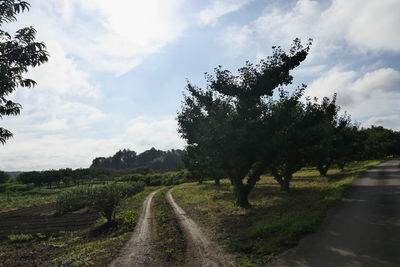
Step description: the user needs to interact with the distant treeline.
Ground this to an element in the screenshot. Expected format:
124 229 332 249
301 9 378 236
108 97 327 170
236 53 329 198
5 167 193 190
90 147 185 171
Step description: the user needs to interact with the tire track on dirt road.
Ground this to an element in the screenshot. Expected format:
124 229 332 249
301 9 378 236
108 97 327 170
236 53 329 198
109 188 161 267
166 188 234 267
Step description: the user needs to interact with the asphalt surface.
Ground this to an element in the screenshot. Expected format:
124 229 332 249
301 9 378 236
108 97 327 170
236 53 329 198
272 159 400 267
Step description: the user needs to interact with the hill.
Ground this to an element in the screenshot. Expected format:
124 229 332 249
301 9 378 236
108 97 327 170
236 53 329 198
90 147 185 172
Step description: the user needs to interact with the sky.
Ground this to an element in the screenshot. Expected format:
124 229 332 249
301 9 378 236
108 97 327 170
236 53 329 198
1 0 400 171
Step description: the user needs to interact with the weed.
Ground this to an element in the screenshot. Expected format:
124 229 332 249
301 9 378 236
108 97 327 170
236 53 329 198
7 234 34 242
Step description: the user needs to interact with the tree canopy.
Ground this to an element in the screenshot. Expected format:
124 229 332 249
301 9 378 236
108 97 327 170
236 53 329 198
178 39 313 207
90 147 185 172
0 0 48 144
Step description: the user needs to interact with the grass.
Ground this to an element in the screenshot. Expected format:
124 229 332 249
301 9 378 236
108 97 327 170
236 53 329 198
172 160 382 266
0 187 62 212
0 186 161 267
152 188 186 266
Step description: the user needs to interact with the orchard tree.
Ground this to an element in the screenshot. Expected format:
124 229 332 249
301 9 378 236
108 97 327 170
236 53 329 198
265 88 310 191
183 145 225 185
178 39 312 207
306 95 340 176
331 115 361 170
0 0 48 144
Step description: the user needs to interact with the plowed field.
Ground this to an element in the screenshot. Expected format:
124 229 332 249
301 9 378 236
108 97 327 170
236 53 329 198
0 203 98 238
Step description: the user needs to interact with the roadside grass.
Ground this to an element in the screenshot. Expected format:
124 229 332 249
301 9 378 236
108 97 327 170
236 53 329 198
0 186 160 267
152 188 186 266
172 160 382 266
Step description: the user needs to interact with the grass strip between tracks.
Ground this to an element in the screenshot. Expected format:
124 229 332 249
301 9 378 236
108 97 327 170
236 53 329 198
152 188 186 266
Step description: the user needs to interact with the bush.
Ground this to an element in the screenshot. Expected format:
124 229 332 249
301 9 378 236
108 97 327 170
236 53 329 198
92 182 144 223
56 186 94 214
117 174 144 183
0 183 34 193
55 182 145 223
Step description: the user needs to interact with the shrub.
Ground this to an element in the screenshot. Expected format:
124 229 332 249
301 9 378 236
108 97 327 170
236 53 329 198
55 182 145 224
0 183 34 193
92 182 144 223
56 186 94 214
8 234 34 243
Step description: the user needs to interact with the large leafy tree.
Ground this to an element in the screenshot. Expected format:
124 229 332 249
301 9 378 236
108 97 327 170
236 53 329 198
178 39 312 207
265 89 341 191
0 0 48 144
305 94 340 176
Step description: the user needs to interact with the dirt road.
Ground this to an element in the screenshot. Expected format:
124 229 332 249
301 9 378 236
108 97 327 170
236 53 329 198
272 159 400 266
109 188 161 267
166 188 234 267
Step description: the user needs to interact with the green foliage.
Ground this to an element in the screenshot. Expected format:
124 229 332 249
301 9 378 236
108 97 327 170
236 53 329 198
55 182 144 223
117 169 192 186
0 0 49 144
177 38 312 207
90 147 186 171
56 186 94 214
119 210 138 230
153 189 186 265
0 171 9 183
7 233 34 243
0 182 33 193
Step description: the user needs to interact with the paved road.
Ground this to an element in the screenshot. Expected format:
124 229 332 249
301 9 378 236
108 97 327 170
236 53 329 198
272 159 400 267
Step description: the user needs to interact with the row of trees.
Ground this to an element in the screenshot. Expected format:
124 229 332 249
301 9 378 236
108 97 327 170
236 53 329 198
90 147 185 171
17 168 112 187
177 39 400 207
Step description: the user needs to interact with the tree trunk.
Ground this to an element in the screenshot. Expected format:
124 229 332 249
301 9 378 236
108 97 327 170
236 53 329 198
235 185 251 208
338 161 346 171
317 161 330 176
272 169 291 193
317 167 326 176
232 178 251 208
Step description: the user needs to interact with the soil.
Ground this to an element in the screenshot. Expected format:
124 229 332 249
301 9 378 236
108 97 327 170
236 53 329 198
108 188 161 267
166 188 235 267
0 203 98 238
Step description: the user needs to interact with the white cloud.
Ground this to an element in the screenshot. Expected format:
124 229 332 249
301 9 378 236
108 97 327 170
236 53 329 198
307 67 400 125
27 41 100 98
0 116 184 171
55 0 186 75
362 114 400 131
219 0 400 61
10 0 187 75
0 134 126 171
198 0 252 25
126 116 184 152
